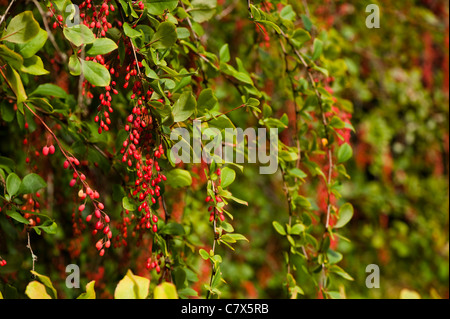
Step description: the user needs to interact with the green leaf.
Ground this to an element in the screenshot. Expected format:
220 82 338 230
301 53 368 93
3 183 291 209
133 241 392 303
0 156 15 172
165 169 192 188
329 116 346 129
68 54 81 76
0 100 15 122
198 88 218 112
273 221 286 236
312 38 323 60
1 11 40 44
36 221 58 235
25 281 52 299
86 38 118 56
30 84 68 99
154 282 178 299
334 203 354 229
172 91 196 122
229 195 248 206
301 14 313 31
329 265 354 281
122 197 136 211
5 66 27 104
145 0 179 15
291 29 311 48
190 0 217 23
151 21 177 49
290 224 305 235
219 43 230 63
199 249 210 260
160 222 186 236
63 25 95 47
337 143 353 164
6 210 30 224
123 22 142 38
30 270 58 299
176 27 191 39
226 233 248 242
0 44 23 70
21 56 49 75
220 167 236 188
16 28 48 59
81 60 111 87
327 249 343 264
294 195 311 208
256 20 281 34
114 269 150 299
246 98 260 107
6 173 21 197
77 281 96 299
280 5 296 21
288 168 307 179
19 173 46 194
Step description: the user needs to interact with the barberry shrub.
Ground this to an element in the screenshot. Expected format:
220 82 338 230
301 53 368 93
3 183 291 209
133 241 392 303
2 0 445 300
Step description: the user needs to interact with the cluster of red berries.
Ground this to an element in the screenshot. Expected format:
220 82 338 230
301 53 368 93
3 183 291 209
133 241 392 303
145 253 163 273
21 193 43 227
42 144 56 156
83 193 111 256
79 0 115 37
0 258 6 267
62 154 111 255
120 101 167 234
205 169 226 222
46 0 170 256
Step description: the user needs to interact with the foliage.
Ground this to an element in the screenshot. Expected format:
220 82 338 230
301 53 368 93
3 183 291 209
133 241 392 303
0 0 448 299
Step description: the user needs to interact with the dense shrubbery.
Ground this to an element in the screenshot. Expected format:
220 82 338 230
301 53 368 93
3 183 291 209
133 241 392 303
0 0 448 299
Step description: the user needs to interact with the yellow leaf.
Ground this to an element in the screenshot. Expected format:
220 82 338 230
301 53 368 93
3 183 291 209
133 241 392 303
30 270 57 299
154 282 178 299
77 280 96 299
114 269 150 299
25 281 52 299
400 289 421 299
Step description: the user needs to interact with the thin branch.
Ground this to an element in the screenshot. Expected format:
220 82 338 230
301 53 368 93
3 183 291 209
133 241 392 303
180 1 200 42
78 47 86 113
206 180 218 300
0 0 15 26
26 231 37 272
31 0 67 63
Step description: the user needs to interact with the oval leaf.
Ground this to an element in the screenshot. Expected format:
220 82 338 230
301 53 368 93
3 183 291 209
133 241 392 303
63 25 95 47
337 143 353 164
334 203 354 229
273 221 286 236
220 167 236 188
81 60 111 87
6 173 21 197
2 11 39 44
86 38 118 56
165 169 192 188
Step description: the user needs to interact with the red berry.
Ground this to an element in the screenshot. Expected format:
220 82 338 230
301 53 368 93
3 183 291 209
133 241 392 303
63 160 70 169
